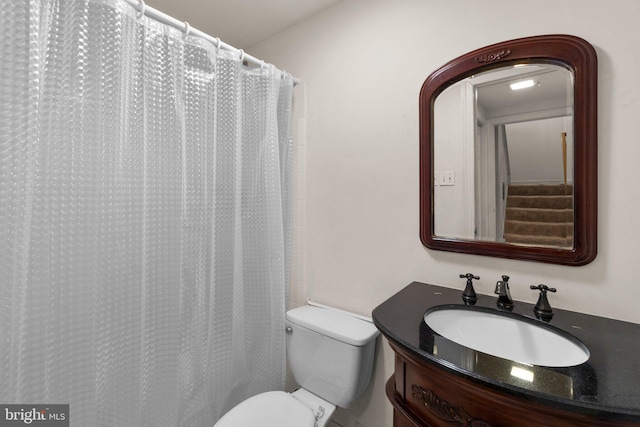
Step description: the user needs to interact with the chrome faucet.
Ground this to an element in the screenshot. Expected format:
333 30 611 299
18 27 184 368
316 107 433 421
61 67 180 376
494 275 514 311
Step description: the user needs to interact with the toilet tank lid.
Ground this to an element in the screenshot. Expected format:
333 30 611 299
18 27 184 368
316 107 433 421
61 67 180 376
286 306 379 346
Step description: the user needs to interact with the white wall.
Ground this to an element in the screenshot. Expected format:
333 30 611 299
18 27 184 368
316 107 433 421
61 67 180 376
433 82 473 238
250 1 640 426
507 116 573 183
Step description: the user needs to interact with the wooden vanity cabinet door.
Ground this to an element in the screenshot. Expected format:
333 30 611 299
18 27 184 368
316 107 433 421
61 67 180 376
403 354 502 427
388 342 639 427
393 410 424 427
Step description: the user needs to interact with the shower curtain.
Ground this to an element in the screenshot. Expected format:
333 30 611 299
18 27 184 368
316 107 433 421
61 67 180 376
0 0 294 425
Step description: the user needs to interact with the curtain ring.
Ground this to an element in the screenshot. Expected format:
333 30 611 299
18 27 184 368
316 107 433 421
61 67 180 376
260 60 265 70
136 0 146 20
214 37 221 51
238 49 245 62
183 21 191 37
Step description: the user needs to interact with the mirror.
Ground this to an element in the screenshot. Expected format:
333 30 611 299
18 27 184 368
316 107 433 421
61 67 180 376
420 35 597 265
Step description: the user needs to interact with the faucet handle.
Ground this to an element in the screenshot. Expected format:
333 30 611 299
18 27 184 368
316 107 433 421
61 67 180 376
530 284 557 321
530 284 557 294
459 273 479 306
502 275 510 283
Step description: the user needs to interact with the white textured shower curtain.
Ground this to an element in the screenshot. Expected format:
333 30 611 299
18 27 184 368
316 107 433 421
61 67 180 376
0 0 294 425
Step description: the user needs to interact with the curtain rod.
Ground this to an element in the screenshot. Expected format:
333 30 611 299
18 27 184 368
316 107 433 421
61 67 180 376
122 0 300 84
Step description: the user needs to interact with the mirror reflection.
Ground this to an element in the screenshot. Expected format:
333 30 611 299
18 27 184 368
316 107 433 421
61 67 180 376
433 64 575 249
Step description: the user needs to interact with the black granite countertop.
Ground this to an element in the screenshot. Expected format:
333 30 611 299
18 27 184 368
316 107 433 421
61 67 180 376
372 282 640 421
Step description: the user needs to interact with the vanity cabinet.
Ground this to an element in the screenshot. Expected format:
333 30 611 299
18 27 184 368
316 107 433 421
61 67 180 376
386 342 638 427
372 282 640 427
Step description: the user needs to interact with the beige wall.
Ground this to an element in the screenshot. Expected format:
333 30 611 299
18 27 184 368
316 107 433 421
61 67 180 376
250 1 640 426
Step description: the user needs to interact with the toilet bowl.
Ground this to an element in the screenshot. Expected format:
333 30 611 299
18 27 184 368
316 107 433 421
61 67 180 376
214 305 379 427
214 389 335 427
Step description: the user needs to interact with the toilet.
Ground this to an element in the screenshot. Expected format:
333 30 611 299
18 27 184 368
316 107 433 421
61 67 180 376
214 305 379 427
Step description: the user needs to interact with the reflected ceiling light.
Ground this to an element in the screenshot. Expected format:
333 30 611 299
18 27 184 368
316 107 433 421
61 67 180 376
510 79 536 90
510 366 534 382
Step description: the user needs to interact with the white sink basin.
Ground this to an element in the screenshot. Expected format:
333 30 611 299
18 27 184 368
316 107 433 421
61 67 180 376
424 306 589 367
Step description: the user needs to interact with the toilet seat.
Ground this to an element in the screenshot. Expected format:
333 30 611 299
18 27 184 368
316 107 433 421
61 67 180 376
215 391 316 427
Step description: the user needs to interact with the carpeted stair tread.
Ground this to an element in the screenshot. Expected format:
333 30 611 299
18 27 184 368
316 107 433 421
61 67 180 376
505 207 573 223
503 233 573 248
504 219 574 238
506 195 572 209
508 184 573 196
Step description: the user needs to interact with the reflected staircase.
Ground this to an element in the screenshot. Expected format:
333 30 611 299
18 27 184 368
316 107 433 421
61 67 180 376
503 184 573 248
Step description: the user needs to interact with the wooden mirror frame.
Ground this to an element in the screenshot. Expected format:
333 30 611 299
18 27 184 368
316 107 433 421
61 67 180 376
420 35 597 266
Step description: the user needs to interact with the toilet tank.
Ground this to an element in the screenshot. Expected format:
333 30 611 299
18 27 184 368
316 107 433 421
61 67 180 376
285 306 379 408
